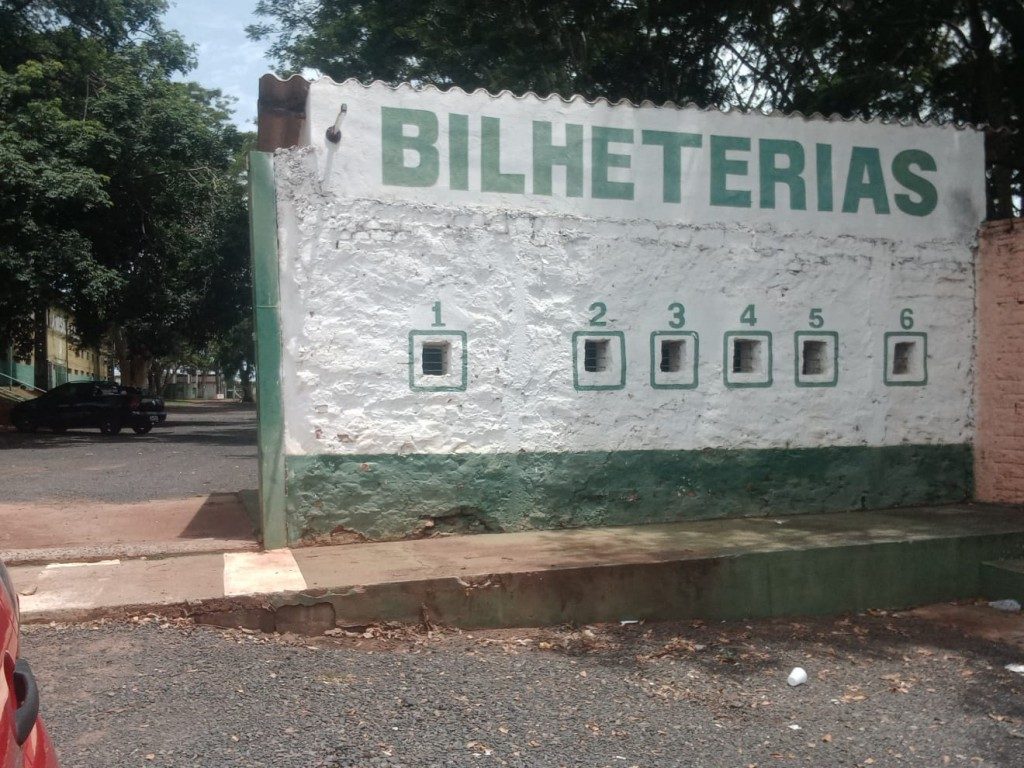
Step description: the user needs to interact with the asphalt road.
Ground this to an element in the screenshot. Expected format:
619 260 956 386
21 610 1024 768
0 402 257 503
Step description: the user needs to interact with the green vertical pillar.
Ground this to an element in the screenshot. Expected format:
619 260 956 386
248 151 288 550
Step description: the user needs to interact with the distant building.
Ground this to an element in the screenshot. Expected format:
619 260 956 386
0 307 111 390
163 370 226 400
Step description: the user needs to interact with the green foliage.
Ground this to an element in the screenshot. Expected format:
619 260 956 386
0 59 115 351
251 0 744 106
0 0 255 384
252 0 1022 216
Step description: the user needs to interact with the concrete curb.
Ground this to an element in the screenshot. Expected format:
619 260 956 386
11 505 1024 634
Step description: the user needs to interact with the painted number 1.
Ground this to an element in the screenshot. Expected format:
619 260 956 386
431 301 445 327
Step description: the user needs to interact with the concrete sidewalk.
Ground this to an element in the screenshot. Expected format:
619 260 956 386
10 504 1024 632
0 492 259 565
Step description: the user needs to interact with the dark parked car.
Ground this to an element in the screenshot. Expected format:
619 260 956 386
10 381 166 436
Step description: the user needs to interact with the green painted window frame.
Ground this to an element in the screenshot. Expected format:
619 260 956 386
572 330 626 391
723 331 773 388
408 330 468 391
883 331 928 386
649 331 699 389
794 331 839 387
248 151 288 549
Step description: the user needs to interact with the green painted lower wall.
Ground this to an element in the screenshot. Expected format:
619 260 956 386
284 443 972 544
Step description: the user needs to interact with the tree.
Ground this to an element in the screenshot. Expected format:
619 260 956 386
249 0 746 106
0 59 113 356
71 52 248 386
0 0 256 389
251 0 1022 217
725 0 1023 218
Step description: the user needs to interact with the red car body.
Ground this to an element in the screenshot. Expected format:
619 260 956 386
0 563 58 768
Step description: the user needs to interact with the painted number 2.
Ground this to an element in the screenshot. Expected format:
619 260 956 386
431 301 445 327
668 303 686 328
588 302 608 327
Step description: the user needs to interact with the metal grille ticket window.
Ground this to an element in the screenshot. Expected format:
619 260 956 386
421 343 449 376
659 339 683 373
893 341 914 374
583 339 610 372
732 339 759 373
801 340 827 375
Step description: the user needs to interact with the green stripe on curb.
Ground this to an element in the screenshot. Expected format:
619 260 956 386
284 443 972 544
248 151 287 549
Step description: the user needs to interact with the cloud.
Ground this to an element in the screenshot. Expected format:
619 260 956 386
164 0 275 128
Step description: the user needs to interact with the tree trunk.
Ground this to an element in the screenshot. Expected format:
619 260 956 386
241 359 255 403
966 0 1013 219
110 325 151 388
32 304 48 390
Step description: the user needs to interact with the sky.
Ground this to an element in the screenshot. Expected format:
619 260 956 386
162 0 278 130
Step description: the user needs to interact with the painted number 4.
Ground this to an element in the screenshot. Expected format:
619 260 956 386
740 304 757 326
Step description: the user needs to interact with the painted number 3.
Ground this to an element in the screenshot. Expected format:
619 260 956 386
668 303 685 328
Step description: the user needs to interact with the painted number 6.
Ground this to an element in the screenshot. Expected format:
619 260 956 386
668 303 686 328
900 308 914 330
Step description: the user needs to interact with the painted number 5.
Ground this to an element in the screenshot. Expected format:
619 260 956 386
808 308 824 329
668 302 686 328
588 302 608 327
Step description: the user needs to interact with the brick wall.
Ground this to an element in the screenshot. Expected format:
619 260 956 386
976 218 1024 502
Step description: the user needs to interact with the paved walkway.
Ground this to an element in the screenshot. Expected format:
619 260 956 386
10 504 1024 629
0 492 258 565
0 401 257 503
0 401 259 564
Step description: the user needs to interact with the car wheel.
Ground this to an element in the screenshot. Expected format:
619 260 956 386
13 417 37 433
99 419 122 436
131 423 153 435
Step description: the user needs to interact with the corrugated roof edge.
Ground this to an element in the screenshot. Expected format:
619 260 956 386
261 72 1005 133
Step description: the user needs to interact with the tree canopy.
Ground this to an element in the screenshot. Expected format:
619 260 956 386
0 0 255 389
251 0 1022 217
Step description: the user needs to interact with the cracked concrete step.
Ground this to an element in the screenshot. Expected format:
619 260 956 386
8 504 1024 633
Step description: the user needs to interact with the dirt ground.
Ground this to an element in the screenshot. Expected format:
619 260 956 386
22 601 1024 767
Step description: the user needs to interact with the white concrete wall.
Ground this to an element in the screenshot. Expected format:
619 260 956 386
274 152 977 459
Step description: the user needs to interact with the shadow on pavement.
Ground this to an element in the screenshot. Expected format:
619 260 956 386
0 425 256 450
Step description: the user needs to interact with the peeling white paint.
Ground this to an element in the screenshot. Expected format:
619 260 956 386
270 82 982 460
274 157 977 458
